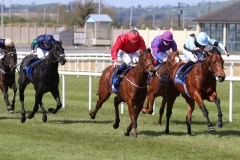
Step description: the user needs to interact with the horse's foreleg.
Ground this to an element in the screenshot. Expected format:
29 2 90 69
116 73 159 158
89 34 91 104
19 77 27 123
11 84 17 111
194 93 215 132
89 92 111 119
2 88 14 113
214 97 223 128
158 96 167 125
184 98 195 134
28 92 41 119
39 102 47 122
125 101 137 137
141 95 150 114
142 94 155 114
112 96 121 129
201 104 215 132
48 89 62 114
164 95 177 134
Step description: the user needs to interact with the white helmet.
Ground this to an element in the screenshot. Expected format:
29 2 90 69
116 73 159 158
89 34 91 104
5 38 14 47
196 32 209 46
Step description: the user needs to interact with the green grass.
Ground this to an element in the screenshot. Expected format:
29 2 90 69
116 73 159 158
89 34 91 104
0 76 240 160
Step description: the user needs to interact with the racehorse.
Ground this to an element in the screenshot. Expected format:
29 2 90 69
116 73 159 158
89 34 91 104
18 41 66 123
89 48 156 137
142 51 181 114
160 45 226 134
0 49 17 113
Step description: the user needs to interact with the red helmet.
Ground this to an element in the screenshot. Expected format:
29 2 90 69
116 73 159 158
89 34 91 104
127 30 140 43
162 31 173 41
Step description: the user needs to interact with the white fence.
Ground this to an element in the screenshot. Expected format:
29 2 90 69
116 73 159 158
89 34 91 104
17 52 240 122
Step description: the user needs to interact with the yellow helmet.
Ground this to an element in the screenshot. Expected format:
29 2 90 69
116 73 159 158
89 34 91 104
5 38 14 47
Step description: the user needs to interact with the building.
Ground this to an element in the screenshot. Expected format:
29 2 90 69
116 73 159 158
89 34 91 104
193 1 240 52
84 14 113 46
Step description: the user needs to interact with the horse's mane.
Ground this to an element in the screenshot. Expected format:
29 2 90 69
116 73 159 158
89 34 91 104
204 45 221 55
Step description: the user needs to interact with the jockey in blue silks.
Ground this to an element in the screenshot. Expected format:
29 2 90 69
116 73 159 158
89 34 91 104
151 31 178 66
25 34 55 68
177 32 229 80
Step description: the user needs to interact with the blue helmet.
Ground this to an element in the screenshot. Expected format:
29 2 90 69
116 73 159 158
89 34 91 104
44 34 54 45
196 32 209 46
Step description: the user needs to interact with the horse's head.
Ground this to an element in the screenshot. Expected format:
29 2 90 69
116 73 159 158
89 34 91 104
139 48 156 77
204 46 226 82
50 41 66 65
165 50 182 70
1 49 17 72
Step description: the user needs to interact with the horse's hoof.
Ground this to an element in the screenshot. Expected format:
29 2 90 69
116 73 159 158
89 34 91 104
216 122 223 128
165 130 170 134
27 113 34 119
89 112 95 119
113 123 119 129
21 117 26 123
7 106 14 114
124 132 130 136
42 116 47 122
209 126 215 132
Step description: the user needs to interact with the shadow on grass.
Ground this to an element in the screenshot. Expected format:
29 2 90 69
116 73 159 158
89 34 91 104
49 119 113 124
0 116 20 120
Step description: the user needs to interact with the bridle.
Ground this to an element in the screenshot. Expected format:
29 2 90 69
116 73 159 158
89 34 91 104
0 51 17 74
46 42 65 63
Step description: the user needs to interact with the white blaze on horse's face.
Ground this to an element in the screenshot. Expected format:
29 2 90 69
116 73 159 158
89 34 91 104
175 56 181 63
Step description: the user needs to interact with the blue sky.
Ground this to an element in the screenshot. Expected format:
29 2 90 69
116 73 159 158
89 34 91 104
5 0 228 7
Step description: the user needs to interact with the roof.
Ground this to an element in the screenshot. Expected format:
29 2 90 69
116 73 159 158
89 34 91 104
85 14 113 23
193 1 240 22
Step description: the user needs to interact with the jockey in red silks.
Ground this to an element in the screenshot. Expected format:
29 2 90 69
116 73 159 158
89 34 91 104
151 31 178 66
111 29 146 93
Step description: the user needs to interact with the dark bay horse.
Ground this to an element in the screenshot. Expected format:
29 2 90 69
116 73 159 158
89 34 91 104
142 51 181 114
89 48 156 137
0 49 17 113
18 41 66 123
160 46 225 134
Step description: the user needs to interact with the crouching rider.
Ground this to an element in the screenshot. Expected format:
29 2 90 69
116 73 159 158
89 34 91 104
177 32 229 80
25 34 55 68
0 38 16 60
111 29 147 93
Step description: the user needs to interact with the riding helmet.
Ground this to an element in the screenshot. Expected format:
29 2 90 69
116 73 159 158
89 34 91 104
162 31 173 42
127 30 140 43
5 38 14 47
196 32 209 46
44 34 54 45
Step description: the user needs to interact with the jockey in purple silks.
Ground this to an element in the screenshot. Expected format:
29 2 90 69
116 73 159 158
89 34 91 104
151 31 178 66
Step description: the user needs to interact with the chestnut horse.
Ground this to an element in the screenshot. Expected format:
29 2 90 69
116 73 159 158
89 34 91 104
89 48 155 137
160 45 225 134
0 49 17 113
142 51 181 114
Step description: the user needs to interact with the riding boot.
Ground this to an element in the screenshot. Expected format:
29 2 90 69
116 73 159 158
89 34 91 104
112 63 127 93
177 61 195 79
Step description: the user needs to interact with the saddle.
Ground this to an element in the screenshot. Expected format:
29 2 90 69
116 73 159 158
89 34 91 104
174 65 194 84
24 59 41 77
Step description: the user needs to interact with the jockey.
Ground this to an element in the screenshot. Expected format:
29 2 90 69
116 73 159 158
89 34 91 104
111 29 146 93
177 32 229 80
151 31 178 66
0 38 16 60
26 34 55 67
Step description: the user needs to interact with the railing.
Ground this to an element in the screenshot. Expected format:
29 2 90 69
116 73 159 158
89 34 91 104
17 52 240 122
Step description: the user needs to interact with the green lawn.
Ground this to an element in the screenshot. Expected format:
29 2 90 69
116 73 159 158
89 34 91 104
0 76 239 160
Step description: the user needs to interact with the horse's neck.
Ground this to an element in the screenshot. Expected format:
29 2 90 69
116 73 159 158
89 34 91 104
130 61 148 85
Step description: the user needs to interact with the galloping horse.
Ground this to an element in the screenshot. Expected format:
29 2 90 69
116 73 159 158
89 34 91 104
89 48 156 137
142 51 181 114
160 45 225 134
18 41 66 123
0 49 17 113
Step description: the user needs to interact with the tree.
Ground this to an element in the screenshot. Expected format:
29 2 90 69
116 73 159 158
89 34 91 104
71 0 98 27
